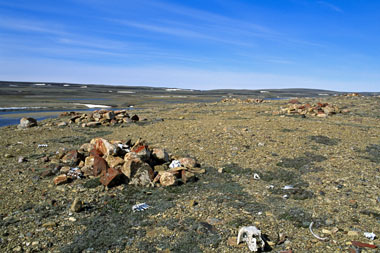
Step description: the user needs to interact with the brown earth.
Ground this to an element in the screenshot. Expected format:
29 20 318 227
0 96 380 252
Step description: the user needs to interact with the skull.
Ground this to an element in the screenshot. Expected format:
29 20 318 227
237 226 265 252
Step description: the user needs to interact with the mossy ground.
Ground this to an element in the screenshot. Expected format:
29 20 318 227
1 96 380 252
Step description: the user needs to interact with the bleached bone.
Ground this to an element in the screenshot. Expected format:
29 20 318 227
237 226 265 252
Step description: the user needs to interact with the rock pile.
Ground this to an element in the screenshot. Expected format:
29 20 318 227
60 110 139 127
52 138 204 187
276 102 347 117
220 98 264 103
343 93 362 97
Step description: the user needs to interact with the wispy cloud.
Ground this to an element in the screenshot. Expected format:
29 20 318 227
0 17 69 36
109 19 253 47
266 58 295 64
317 1 343 13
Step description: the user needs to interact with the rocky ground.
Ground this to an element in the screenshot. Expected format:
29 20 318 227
0 96 380 252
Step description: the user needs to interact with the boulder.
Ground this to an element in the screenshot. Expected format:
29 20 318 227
84 156 95 167
61 150 82 166
100 167 124 187
93 156 107 176
53 174 68 185
181 170 196 183
104 111 115 120
159 171 176 186
179 157 198 169
129 165 153 187
121 157 144 179
131 114 139 122
18 117 37 128
152 148 169 162
70 198 83 213
130 141 151 161
105 155 124 168
79 143 95 153
90 138 117 156
86 122 101 128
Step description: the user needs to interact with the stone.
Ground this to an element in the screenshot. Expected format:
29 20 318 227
129 165 153 187
154 164 168 172
100 167 124 187
123 117 132 123
18 117 37 128
181 170 196 183
79 143 95 152
60 166 70 174
61 150 81 166
90 148 103 157
80 165 93 177
85 122 100 127
40 169 54 178
188 199 198 207
105 155 124 168
179 157 198 169
152 148 169 162
159 171 176 186
84 156 95 167
56 147 67 159
121 157 143 179
124 152 139 161
104 111 115 120
13 246 22 252
322 229 332 234
93 156 108 176
57 122 67 127
131 114 139 121
18 156 26 163
53 174 68 185
70 197 83 213
90 138 117 156
130 141 151 161
42 221 57 228
348 231 359 237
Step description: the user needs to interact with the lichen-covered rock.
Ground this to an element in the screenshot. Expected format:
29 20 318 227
128 164 153 187
105 155 124 168
159 171 176 186
179 157 198 169
90 138 117 156
152 148 169 162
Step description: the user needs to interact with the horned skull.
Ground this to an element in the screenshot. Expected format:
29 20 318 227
237 226 265 252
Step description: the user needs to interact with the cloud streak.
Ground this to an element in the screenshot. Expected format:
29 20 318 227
317 1 343 13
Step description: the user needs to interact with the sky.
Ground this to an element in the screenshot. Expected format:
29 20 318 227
0 0 379 91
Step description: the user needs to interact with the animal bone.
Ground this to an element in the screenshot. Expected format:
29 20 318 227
237 226 265 252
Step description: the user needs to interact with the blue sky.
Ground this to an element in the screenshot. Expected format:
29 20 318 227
0 0 379 91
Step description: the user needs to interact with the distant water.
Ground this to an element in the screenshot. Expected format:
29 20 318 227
0 116 53 127
58 98 110 101
0 108 134 127
263 97 289 100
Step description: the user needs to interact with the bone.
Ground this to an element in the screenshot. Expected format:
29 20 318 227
237 226 265 252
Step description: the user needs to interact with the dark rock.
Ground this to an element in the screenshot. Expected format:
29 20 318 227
100 167 124 187
93 156 107 177
61 150 82 166
131 114 139 122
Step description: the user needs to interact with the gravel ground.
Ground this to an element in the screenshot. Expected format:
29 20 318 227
0 96 379 252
